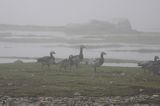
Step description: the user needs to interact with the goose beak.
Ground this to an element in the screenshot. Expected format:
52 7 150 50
102 52 106 55
80 45 86 49
51 51 56 54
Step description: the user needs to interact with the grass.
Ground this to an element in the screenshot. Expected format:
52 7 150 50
0 62 160 97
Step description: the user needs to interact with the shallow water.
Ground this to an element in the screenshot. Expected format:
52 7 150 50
0 30 160 66
103 63 138 67
0 42 159 59
0 58 36 63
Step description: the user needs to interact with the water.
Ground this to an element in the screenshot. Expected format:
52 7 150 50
103 63 138 67
0 58 36 63
0 30 160 67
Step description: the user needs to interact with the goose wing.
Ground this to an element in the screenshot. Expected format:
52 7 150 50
138 61 154 69
37 56 55 64
37 56 50 62
93 58 102 67
71 55 80 62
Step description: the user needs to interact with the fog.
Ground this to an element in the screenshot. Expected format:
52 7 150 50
0 0 160 66
0 1 160 103
0 0 160 32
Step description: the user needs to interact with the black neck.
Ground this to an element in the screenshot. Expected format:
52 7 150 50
101 53 104 59
79 48 83 59
50 53 53 58
154 57 158 61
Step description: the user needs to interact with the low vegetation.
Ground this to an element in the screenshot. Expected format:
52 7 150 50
0 62 160 97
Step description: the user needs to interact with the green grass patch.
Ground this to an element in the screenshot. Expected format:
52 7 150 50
0 63 160 97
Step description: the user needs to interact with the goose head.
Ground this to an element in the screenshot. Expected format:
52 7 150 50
101 52 106 55
154 56 159 61
50 51 56 57
50 51 56 54
80 45 86 49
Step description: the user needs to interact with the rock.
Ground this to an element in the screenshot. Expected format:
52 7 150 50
14 60 23 64
0 95 159 106
74 92 81 96
7 83 13 86
109 81 113 84
120 72 126 76
31 74 34 77
139 88 144 92
151 94 159 99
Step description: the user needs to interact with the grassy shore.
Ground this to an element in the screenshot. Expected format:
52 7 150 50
0 62 160 97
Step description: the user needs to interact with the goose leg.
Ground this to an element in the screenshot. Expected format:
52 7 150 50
94 66 97 72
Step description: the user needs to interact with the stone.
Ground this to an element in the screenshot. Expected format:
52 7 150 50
74 92 81 96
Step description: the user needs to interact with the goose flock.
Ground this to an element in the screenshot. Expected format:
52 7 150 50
37 45 160 75
37 45 106 72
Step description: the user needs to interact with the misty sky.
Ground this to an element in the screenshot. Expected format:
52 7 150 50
0 0 160 32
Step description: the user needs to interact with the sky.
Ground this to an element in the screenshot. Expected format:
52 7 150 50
0 0 160 32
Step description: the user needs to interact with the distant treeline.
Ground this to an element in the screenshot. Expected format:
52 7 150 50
0 19 138 34
65 19 138 35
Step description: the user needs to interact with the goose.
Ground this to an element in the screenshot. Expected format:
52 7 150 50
70 45 86 70
93 52 106 72
37 51 56 68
